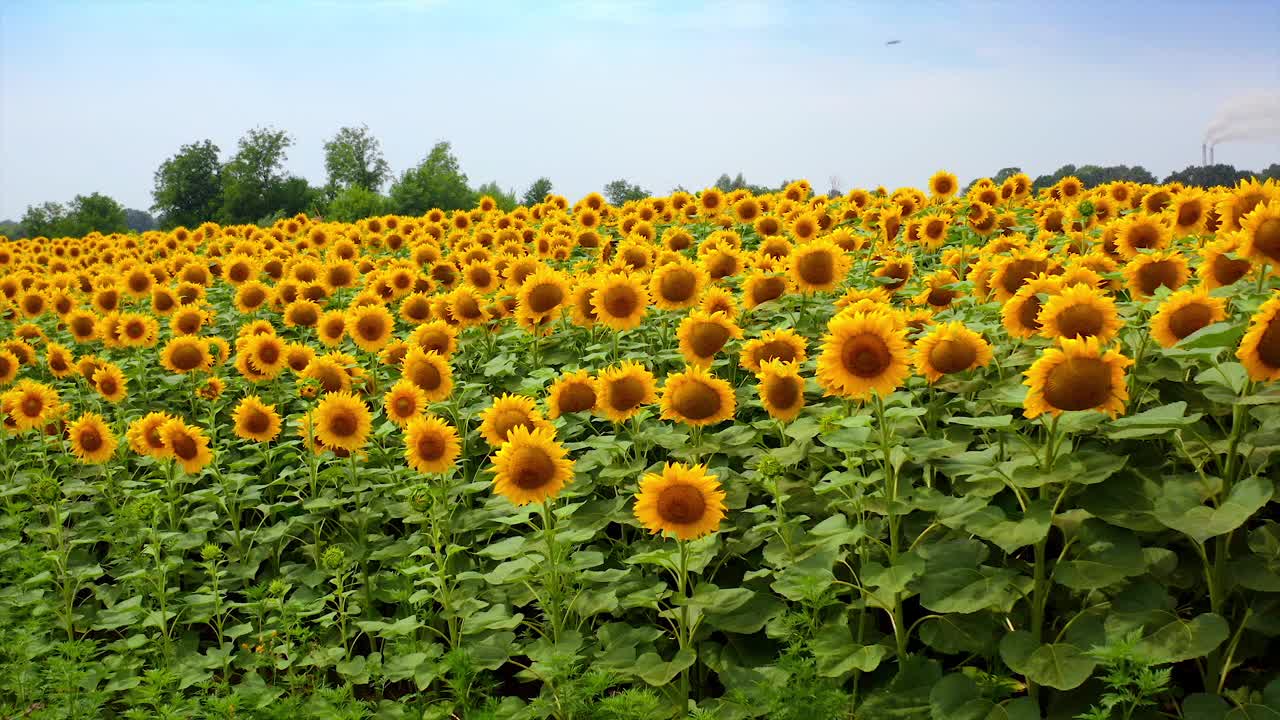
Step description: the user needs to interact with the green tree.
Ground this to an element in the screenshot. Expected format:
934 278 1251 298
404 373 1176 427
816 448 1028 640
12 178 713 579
19 201 69 238
151 139 223 229
474 181 517 212
522 177 553 206
1260 163 1280 182
1162 164 1254 188
603 178 649 205
124 208 157 232
220 127 294 224
389 141 475 215
326 186 390 223
65 193 128 235
323 124 391 193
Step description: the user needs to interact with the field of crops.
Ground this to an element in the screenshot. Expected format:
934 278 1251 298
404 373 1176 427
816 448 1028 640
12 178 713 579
1 174 1278 719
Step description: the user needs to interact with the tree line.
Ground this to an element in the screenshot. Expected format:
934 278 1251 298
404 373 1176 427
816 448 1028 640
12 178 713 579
3 125 1278 239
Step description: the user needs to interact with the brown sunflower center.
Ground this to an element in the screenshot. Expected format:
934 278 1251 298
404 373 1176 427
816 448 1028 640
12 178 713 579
491 409 534 442
415 430 446 461
841 334 892 378
241 287 266 307
607 377 646 412
290 305 318 326
928 338 978 375
244 409 271 434
525 282 565 314
79 428 103 452
507 445 556 489
70 316 94 337
255 342 280 366
601 285 638 318
1167 302 1214 340
670 380 722 421
1043 357 1113 412
688 321 731 358
409 361 442 390
1000 258 1048 296
765 375 801 409
171 344 204 371
754 340 799 366
98 376 118 395
657 484 706 524
20 395 42 418
926 288 956 307
357 315 387 341
1136 260 1182 296
1017 296 1044 331
1176 202 1202 227
750 277 786 305
393 396 416 417
1256 318 1280 369
934 178 954 195
171 433 198 460
1252 218 1280 262
454 294 483 319
796 250 835 286
124 321 146 339
1054 303 1104 339
1126 223 1160 251
659 269 697 303
1210 252 1249 286
327 409 359 438
557 383 596 414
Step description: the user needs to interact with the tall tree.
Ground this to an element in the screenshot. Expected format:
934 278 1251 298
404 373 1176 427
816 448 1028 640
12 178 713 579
1162 164 1253 188
220 127 294 223
124 208 157 232
389 141 475 215
151 140 223 229
65 193 128 235
522 177 553 206
326 186 389 222
603 179 649 205
474 181 518 212
19 202 69 238
323 124 391 193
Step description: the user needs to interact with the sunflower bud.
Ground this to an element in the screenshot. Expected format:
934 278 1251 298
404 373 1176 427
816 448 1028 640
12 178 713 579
322 545 346 572
32 475 59 503
201 543 222 562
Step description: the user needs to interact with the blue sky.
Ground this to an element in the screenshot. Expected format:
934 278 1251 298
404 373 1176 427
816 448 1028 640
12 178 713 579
2 0 1278 219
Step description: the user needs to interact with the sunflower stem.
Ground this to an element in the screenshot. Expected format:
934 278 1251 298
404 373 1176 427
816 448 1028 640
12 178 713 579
676 539 692 710
540 500 563 645
871 392 908 664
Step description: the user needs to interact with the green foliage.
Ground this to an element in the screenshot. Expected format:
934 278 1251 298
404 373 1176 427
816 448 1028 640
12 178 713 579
389 141 475 214
219 126 296 223
323 124 391 193
474 181 518 212
16 192 128 238
523 176 554 206
1033 163 1157 190
603 178 649 205
1162 164 1255 188
325 186 389 222
151 139 223 229
1076 631 1172 720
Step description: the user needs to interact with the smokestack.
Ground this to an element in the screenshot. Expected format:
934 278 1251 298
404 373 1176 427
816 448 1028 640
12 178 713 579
1202 144 1207 166
1210 145 1215 165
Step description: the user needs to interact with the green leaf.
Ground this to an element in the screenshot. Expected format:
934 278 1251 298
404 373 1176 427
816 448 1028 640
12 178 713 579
1179 323 1244 351
462 605 523 635
1053 521 1146 591
963 501 1052 554
998 632 1095 690
1107 401 1203 439
929 673 1041 720
811 626 886 677
919 567 1025 614
1135 612 1229 664
634 647 696 686
946 415 1014 429
1153 476 1273 544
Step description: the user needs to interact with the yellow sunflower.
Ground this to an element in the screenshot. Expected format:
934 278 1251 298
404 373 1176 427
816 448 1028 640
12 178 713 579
1237 294 1280 381
489 425 575 506
913 322 994 383
1002 275 1064 339
650 259 707 311
1036 284 1124 342
479 393 551 447
1114 215 1172 260
742 270 792 309
383 379 428 427
660 365 736 427
1024 337 1132 419
928 170 959 199
313 391 373 452
345 304 396 353
546 370 598 419
1122 251 1190 298
740 328 808 373
161 419 214 474
127 412 173 458
93 364 128 403
591 274 649 331
400 347 453 401
232 395 282 443
1239 200 1280 266
67 412 117 464
755 359 805 421
700 286 739 318
404 414 462 474
677 310 742 367
1198 235 1253 290
790 238 850 293
1149 289 1228 349
516 266 571 323
634 463 726 540
316 310 348 346
816 311 911 399
595 361 658 423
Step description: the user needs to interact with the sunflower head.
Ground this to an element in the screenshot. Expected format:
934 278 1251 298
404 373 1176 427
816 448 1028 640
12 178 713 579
404 414 462 475
1023 336 1132 419
400 347 453 401
490 425 574 506
913 321 993 383
479 393 551 448
740 328 808 373
161 419 214 474
755 359 806 422
1036 284 1123 343
634 463 727 541
67 412 117 464
546 370 598 419
1239 200 1280 266
660 365 736 427
1122 251 1190 299
313 391 373 452
233 395 282 443
816 311 911 399
383 379 427 427
595 361 658 423
127 412 174 458
676 310 742 367
1236 294 1280 382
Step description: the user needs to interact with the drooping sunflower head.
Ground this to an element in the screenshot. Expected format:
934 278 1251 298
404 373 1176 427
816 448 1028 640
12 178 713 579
313 391 373 452
1198 234 1252 290
677 310 743 367
546 369 598 419
872 254 915 292
1122 251 1190 299
660 365 736 427
755 359 805 422
479 393 550 448
1236 294 1280 382
595 361 658 423
1001 274 1064 339
742 270 792 310
404 414 462 475
1036 283 1124 343
233 395 282 443
160 419 214 474
490 425 574 506
740 328 808 373
912 321 993 383
400 347 453 402
816 311 911 399
1023 336 1132 419
912 270 963 310
634 462 727 541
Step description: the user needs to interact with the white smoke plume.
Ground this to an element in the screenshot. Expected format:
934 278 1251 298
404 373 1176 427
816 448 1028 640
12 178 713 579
1205 92 1280 145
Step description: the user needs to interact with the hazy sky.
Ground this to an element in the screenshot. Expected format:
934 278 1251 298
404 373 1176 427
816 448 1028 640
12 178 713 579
2 0 1279 219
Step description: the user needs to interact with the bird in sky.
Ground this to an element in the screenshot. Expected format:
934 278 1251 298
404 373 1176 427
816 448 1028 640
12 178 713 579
886 40 901 45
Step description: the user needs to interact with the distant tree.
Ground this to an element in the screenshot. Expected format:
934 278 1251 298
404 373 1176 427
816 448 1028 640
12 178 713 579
151 139 223 229
1260 163 1280 182
19 202 69 238
323 124 391 194
65 193 128 235
522 177 554 206
1162 164 1253 188
220 127 295 224
271 177 322 220
124 208 157 232
326 186 390 222
1034 164 1156 191
389 141 475 215
0 220 22 238
993 167 1022 184
603 179 649 205
474 181 518 212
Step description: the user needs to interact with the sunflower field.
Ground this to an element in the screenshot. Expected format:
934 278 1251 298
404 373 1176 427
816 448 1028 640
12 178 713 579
1 174 1280 720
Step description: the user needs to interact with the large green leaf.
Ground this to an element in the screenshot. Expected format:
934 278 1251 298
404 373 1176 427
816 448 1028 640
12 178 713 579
919 567 1026 614
963 500 1052 554
1053 521 1146 591
929 673 1041 720
1134 612 1229 664
811 625 887 677
1153 476 1273 544
1107 401 1203 439
999 631 1095 690
633 648 696 686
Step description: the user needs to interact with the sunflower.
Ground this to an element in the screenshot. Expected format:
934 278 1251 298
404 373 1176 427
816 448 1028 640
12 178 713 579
1148 289 1228 349
1236 294 1280 381
234 280 272 314
1024 336 1132 419
400 347 453 401
1198 235 1252 290
740 328 808 372
1239 200 1280 266
479 393 551 447
700 286 739 318
317 310 348 346
45 342 75 379
677 310 742 367
93 364 128 402
873 254 914 292
1036 284 1124 342
595 361 658 423
242 334 287 378
913 322 993 382
169 306 208 336
65 309 99 343
198 376 225 400
913 270 962 310
514 266 571 324
284 299 322 328
285 343 316 374
816 311 911 399
399 292 434 325
1002 275 1064 339
650 260 707 311
302 355 353 394
660 366 735 427
742 271 792 309
1216 178 1278 232
633 463 726 540
755 359 805 421
229 395 281 443
591 274 649 331
1114 215 1171 260
0 349 17 387
313 391 373 452
1169 190 1209 237
991 248 1051 301
67 412 117 464
383 379 427 427
546 370 598 419
127 412 173 458
789 238 850 293
160 333 212 371
115 313 159 348
404 414 462 474
345 304 395 353
489 425 574 506
3 380 62 431
1122 251 1190 298
409 320 459 357
161 419 214 474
